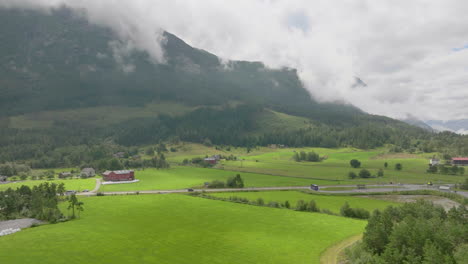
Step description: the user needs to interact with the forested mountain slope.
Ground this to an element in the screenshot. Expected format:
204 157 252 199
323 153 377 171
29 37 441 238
1 7 466 167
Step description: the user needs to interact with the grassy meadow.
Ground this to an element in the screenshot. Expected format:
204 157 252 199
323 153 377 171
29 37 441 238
0 195 366 264
99 167 339 192
0 178 96 192
209 191 400 214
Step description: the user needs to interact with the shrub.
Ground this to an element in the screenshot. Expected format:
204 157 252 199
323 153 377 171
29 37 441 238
256 198 265 206
395 163 402 171
207 180 225 188
308 200 319 212
295 200 308 211
348 171 357 179
359 169 372 178
350 159 361 168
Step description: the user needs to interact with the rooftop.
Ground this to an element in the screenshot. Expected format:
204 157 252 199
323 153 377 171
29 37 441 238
452 157 468 161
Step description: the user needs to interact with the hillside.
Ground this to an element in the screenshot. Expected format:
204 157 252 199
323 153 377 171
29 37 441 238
0 7 451 166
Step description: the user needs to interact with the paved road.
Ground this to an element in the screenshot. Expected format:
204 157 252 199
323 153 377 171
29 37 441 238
77 183 468 198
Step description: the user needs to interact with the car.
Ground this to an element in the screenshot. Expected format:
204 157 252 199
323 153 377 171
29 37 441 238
82 189 89 192
187 188 194 192
310 184 319 191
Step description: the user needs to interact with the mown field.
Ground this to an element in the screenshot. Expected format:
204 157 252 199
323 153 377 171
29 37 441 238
0 195 366 264
0 178 96 192
209 191 400 214
99 167 340 192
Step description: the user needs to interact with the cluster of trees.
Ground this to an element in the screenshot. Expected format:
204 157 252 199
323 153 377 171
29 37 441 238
0 163 31 177
427 164 465 175
293 151 320 162
348 169 384 179
340 202 370 219
0 183 65 222
207 174 244 188
459 178 468 190
347 200 468 263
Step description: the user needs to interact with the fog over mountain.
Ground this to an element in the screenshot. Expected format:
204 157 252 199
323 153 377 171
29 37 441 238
2 0 468 120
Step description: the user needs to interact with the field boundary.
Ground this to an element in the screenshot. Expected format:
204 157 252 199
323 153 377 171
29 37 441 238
320 233 362 264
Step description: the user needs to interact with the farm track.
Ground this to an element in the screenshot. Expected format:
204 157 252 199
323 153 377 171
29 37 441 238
320 233 362 264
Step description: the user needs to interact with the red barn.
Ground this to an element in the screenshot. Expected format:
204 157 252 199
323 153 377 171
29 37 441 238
452 157 468 166
102 170 135 181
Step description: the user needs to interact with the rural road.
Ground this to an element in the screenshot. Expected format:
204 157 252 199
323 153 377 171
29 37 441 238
77 183 468 198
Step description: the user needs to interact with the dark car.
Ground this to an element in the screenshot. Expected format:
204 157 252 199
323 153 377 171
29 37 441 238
187 188 194 192
310 184 319 191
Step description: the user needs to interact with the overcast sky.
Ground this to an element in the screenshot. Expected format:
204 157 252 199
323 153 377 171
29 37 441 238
2 0 468 121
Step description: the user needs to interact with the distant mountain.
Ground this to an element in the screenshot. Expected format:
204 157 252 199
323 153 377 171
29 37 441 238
401 115 434 132
426 119 468 135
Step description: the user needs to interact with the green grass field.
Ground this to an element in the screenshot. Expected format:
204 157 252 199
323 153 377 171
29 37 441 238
0 178 96 192
99 167 340 192
0 195 366 264
216 147 465 185
209 191 400 214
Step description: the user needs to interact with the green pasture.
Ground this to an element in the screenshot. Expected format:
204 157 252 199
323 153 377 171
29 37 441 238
209 191 400 214
0 195 366 264
0 178 96 192
99 167 339 192
219 148 464 184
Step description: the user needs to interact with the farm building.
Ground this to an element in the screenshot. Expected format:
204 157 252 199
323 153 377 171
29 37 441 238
204 157 217 165
429 158 440 166
81 168 95 178
102 170 135 181
204 155 221 165
58 172 72 178
452 157 468 166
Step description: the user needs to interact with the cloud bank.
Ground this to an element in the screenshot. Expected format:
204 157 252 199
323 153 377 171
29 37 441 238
2 0 468 121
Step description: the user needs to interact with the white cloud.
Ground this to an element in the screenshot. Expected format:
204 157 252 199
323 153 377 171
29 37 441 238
2 0 468 120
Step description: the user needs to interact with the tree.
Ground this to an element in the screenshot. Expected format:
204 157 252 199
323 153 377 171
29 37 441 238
395 163 402 171
67 194 79 219
384 162 388 168
109 158 123 170
296 200 307 211
76 201 84 218
348 171 357 179
378 169 384 177
293 152 300 162
284 200 290 209
145 147 155 156
350 159 361 168
57 183 66 196
308 200 319 212
359 169 372 178
226 174 244 188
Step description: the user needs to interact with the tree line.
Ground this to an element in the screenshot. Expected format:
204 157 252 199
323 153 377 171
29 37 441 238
346 200 467 264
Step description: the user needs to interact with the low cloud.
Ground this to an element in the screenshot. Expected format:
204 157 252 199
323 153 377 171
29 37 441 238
2 0 468 120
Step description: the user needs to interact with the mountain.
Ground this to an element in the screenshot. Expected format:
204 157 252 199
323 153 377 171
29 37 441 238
0 7 438 166
426 119 468 135
401 115 434 132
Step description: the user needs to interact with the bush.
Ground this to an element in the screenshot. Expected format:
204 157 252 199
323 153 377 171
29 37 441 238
96 192 105 196
395 163 402 170
226 174 244 188
207 180 225 188
340 202 370 219
308 200 319 212
295 200 308 211
348 171 357 179
256 198 265 206
359 169 372 178
377 169 384 177
350 159 361 168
